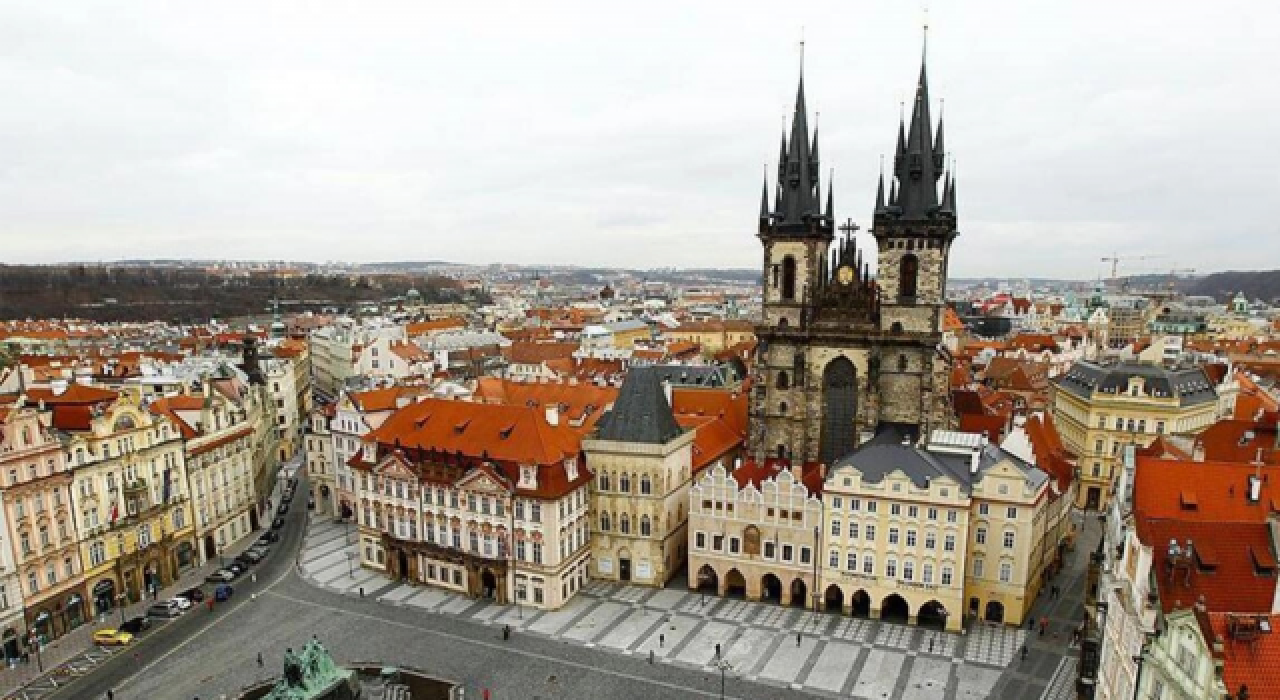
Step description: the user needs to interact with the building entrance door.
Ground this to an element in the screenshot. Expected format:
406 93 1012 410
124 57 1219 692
1086 487 1101 511
619 558 631 582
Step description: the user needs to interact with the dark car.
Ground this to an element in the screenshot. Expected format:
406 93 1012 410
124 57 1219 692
119 616 151 635
214 584 234 602
272 516 286 530
279 503 290 515
258 531 279 545
236 550 263 566
179 587 205 603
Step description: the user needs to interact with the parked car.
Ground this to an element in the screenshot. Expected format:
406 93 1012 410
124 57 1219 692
236 551 263 566
214 584 234 602
205 569 235 583
169 597 192 611
93 629 133 646
147 600 182 618
258 531 279 545
178 587 205 603
279 503 290 515
272 516 286 530
226 562 246 577
119 616 151 635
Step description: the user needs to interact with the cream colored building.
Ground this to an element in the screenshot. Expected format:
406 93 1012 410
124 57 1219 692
305 404 337 517
1052 360 1219 510
264 356 302 463
584 367 695 586
149 381 258 565
688 461 823 607
819 431 1060 631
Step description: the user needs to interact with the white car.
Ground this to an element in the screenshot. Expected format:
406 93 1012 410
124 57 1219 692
170 596 192 611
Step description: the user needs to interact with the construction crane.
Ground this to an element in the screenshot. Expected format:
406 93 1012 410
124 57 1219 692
1100 253 1164 281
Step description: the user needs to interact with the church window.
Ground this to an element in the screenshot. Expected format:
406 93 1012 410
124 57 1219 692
640 516 651 536
776 371 790 390
899 254 919 298
779 402 788 415
898 354 908 372
640 475 651 495
781 256 797 301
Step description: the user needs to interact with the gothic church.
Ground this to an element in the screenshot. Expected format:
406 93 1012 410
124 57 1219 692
748 49 956 465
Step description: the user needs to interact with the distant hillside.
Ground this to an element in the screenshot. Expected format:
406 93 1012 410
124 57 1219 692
0 265 475 323
1185 270 1280 302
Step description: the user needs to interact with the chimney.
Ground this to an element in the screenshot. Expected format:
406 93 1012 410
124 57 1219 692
661 379 672 406
545 404 559 427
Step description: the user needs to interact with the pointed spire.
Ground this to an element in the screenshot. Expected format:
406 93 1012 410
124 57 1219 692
948 163 958 218
889 179 898 206
933 105 946 170
825 168 834 219
939 168 954 215
893 38 942 219
894 106 907 173
875 155 886 212
759 169 770 221
773 51 822 230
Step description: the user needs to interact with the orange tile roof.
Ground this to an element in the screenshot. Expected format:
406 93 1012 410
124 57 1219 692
1195 418 1280 465
1024 413 1075 492
503 341 578 365
147 396 207 439
1137 517 1276 614
942 308 965 332
472 378 617 431
405 318 466 336
23 383 119 405
1134 456 1280 523
731 458 823 495
1210 612 1280 699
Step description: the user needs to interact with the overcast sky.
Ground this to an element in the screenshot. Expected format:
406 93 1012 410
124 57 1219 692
2 2 1278 279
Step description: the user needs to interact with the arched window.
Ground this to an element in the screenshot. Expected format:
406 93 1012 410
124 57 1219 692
781 256 797 301
599 472 610 491
898 354 908 372
779 401 788 415
620 514 631 534
778 317 790 329
640 515 651 537
890 322 904 335
620 473 631 493
600 512 611 531
777 444 788 459
899 254 919 298
776 371 790 390
640 475 652 495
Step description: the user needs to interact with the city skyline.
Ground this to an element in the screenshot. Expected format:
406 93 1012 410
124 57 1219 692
2 2 1277 278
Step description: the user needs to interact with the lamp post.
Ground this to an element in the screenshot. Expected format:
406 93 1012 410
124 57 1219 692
712 658 732 700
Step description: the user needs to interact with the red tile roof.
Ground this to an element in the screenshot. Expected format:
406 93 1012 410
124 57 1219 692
23 383 118 405
472 378 617 431
502 341 578 365
1209 612 1280 700
1195 418 1280 466
731 458 823 495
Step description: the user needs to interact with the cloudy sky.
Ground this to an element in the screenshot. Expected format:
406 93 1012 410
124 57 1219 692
2 2 1277 278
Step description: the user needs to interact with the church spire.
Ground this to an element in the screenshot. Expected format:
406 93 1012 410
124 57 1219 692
825 169 834 219
770 57 823 233
891 41 943 220
875 155 886 213
759 170 770 221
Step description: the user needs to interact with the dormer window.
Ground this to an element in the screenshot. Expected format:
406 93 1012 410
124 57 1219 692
518 465 537 490
564 458 578 482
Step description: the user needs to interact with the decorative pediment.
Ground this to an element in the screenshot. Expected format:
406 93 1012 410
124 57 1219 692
373 454 416 481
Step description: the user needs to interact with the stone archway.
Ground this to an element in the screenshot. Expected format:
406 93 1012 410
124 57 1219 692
696 565 719 595
789 579 808 609
918 600 948 630
481 569 497 598
984 600 1005 624
724 569 747 598
851 589 871 617
761 574 783 603
880 594 910 624
824 584 844 612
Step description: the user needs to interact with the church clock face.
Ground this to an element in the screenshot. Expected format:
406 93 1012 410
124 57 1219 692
837 265 855 286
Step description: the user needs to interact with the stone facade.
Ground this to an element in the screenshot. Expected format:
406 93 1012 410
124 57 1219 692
584 429 695 587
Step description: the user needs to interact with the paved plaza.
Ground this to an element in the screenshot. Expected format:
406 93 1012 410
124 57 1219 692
301 516 1089 699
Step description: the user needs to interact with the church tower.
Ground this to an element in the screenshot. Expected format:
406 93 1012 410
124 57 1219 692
749 47 955 466
873 51 957 336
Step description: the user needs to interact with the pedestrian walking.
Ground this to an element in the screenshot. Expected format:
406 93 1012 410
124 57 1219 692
257 652 263 668
796 632 802 647
715 642 721 658
1020 646 1028 662
928 638 934 653
502 624 510 641
659 633 665 648
107 690 114 700
1039 616 1048 637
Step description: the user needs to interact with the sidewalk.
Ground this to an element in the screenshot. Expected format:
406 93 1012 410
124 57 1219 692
0 476 291 698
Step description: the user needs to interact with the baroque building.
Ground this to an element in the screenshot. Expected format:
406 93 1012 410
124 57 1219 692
749 52 955 466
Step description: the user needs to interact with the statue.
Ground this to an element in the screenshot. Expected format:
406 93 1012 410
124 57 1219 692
263 639 355 700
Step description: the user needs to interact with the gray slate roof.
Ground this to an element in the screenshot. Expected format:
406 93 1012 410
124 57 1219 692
831 439 1048 495
593 366 683 444
1055 361 1217 406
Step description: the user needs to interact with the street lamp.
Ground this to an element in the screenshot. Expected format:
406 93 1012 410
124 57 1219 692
712 658 732 700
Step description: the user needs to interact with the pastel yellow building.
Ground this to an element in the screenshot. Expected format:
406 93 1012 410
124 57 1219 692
65 390 196 611
1052 361 1219 510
